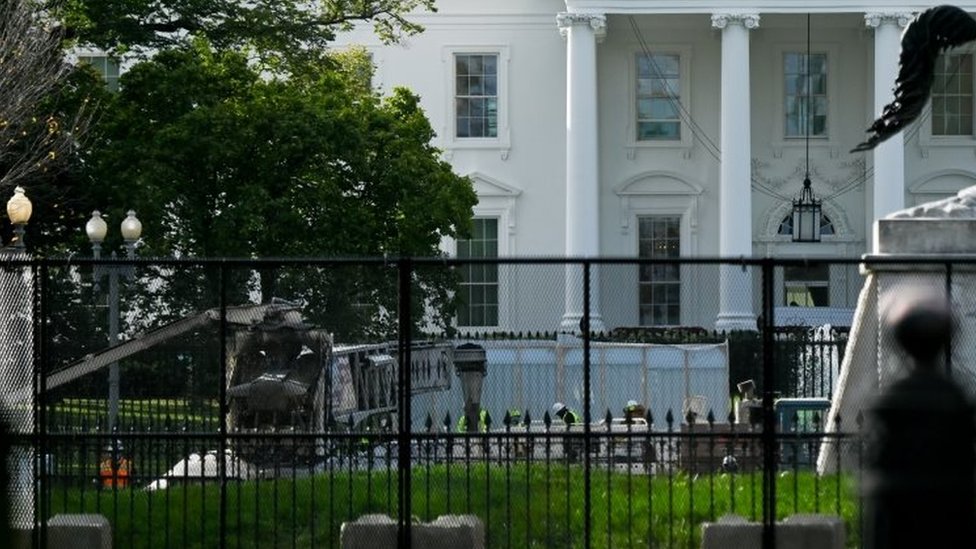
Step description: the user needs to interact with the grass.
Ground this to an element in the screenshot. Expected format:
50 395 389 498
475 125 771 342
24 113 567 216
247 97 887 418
45 463 860 548
46 398 220 430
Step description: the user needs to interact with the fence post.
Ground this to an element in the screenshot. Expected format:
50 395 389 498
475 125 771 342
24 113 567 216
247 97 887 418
582 260 591 549
944 261 953 377
35 260 47 549
218 262 228 549
397 258 413 549
760 258 776 549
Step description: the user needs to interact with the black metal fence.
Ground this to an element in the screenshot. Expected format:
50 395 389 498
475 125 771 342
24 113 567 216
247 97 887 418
0 256 964 548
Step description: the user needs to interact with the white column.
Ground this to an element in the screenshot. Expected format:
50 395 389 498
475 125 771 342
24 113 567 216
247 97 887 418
558 12 606 334
865 12 911 250
712 13 759 332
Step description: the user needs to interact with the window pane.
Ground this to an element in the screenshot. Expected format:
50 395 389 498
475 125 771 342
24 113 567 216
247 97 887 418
651 99 678 119
469 118 484 137
637 98 653 119
785 53 828 138
638 216 681 325
637 53 680 141
78 55 120 92
932 53 974 136
455 53 499 139
457 218 500 327
784 265 830 307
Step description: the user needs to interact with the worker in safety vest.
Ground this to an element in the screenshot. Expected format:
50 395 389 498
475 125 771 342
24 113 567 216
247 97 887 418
505 408 523 427
623 399 646 424
456 408 489 432
552 402 580 427
552 402 581 461
99 442 131 489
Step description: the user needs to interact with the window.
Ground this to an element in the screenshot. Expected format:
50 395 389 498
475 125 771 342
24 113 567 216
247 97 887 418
77 55 120 92
784 264 829 307
638 216 680 325
932 53 974 136
784 53 827 138
777 214 834 236
457 218 498 327
454 54 498 139
636 53 681 141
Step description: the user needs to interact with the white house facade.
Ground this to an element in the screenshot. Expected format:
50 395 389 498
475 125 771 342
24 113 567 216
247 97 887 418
332 1 976 334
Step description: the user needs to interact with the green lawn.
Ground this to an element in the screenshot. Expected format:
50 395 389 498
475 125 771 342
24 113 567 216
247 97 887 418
46 464 859 548
46 398 219 430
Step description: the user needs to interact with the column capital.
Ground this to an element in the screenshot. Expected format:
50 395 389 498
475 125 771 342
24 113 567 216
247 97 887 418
557 12 607 40
864 12 913 29
711 13 760 30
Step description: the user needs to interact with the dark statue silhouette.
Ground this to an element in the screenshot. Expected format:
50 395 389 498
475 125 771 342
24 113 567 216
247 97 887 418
853 5 976 152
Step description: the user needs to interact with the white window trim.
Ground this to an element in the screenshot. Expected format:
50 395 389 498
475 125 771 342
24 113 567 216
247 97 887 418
442 173 520 332
770 42 840 151
441 45 512 157
917 48 976 154
615 171 701 327
625 44 693 153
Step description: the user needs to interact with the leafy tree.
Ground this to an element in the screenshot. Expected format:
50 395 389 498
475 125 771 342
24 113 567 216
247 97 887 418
84 43 476 339
56 0 436 56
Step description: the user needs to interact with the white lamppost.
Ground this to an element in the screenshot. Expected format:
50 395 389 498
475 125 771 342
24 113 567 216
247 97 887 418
86 210 142 431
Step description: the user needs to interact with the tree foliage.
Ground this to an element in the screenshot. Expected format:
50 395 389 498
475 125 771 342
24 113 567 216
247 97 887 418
84 43 476 338
56 0 436 56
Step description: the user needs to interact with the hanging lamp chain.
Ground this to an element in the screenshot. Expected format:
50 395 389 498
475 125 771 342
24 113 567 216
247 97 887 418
805 12 811 181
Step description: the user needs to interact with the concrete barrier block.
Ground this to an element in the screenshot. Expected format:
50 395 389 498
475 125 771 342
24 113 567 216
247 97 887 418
47 514 112 549
701 514 845 549
341 514 484 549
701 514 761 547
415 515 484 549
781 514 845 549
340 514 397 549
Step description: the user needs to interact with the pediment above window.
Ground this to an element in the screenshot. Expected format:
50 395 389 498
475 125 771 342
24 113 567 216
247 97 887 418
614 171 703 196
467 171 522 198
909 170 976 196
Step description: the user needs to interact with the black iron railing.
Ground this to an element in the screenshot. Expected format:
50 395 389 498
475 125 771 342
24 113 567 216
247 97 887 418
0 256 967 548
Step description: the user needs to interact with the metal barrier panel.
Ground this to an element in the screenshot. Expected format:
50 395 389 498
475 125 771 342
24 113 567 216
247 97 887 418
6 256 924 548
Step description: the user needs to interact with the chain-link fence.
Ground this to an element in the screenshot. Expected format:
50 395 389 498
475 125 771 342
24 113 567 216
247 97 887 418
1 256 967 548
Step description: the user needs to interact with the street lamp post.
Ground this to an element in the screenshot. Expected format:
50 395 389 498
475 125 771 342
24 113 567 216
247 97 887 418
85 210 142 431
454 343 488 433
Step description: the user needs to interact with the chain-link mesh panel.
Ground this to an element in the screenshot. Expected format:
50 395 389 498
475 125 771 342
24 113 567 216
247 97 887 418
1 259 34 532
22 257 887 548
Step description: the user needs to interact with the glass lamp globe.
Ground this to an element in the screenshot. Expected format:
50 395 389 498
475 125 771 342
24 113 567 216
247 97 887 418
86 210 108 243
7 186 32 225
120 210 142 242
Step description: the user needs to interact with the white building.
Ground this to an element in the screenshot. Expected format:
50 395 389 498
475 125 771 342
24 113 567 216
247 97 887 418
332 1 976 334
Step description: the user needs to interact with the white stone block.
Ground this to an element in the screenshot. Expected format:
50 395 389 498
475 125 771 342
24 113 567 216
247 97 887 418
340 514 484 549
700 514 845 549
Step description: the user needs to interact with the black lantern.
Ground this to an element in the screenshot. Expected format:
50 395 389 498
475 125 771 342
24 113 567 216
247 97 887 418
792 13 821 243
792 176 822 242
